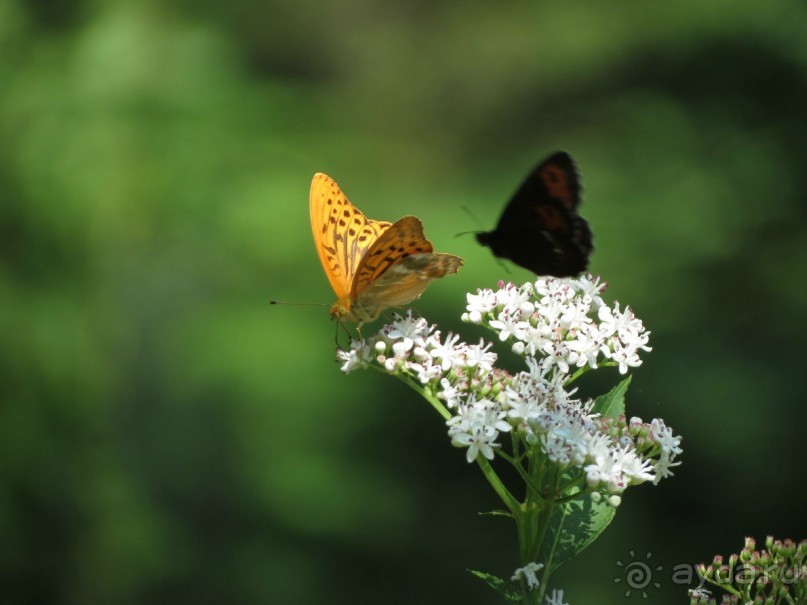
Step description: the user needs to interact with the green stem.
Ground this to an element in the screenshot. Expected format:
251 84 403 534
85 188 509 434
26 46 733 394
496 449 543 496
476 456 520 515
704 579 742 598
564 365 590 385
564 361 621 386
384 369 451 420
556 472 586 496
528 499 555 562
391 369 520 514
383 363 560 602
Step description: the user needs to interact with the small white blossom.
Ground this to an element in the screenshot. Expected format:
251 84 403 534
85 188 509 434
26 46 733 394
648 419 683 482
650 419 683 459
584 444 652 493
506 391 545 423
541 415 591 467
688 587 712 600
387 312 431 356
653 456 682 483
566 329 603 369
437 378 463 409
466 288 498 315
511 562 544 590
465 310 482 324
534 276 574 301
448 398 510 463
610 341 644 374
464 340 497 373
575 273 606 306
336 341 371 373
429 333 466 371
494 281 533 312
409 358 442 384
489 310 527 342
451 425 496 463
620 449 656 485
544 588 569 605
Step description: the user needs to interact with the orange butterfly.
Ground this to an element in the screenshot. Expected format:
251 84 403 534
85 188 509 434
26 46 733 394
310 173 463 324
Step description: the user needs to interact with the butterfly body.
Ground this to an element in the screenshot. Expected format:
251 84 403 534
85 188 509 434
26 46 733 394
476 151 593 277
310 173 463 323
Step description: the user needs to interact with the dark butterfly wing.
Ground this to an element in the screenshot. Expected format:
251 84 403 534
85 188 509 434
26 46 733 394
498 151 582 222
476 151 593 277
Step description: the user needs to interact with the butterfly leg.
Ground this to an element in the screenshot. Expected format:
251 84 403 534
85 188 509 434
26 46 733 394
333 320 361 351
333 321 342 349
334 321 354 351
495 257 512 275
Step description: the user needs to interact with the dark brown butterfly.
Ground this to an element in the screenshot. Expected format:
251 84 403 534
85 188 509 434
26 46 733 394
476 151 593 277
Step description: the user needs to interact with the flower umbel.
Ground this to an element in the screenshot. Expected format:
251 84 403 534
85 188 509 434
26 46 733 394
339 276 677 494
335 275 682 604
461 276 650 375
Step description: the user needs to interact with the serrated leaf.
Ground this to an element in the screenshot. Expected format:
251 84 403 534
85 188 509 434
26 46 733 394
539 496 616 574
593 375 632 418
469 570 521 602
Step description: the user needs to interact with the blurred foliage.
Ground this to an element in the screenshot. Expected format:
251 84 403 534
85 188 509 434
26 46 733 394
1 0 805 603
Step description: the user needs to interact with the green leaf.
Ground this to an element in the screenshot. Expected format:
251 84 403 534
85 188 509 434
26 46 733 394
539 495 616 574
469 570 521 602
479 509 512 518
592 375 632 418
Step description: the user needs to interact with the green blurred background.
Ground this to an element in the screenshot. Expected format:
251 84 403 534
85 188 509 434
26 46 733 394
2 1 805 603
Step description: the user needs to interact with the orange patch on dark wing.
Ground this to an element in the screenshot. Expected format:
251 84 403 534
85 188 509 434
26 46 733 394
540 163 573 206
535 205 570 232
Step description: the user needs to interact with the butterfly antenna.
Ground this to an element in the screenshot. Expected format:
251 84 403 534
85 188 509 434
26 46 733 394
268 300 328 307
460 205 486 230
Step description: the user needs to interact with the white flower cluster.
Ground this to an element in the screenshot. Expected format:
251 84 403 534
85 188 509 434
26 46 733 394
338 311 513 463
463 275 651 375
336 277 681 501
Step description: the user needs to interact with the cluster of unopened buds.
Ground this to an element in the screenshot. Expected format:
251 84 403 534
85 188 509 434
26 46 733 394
337 276 682 504
690 536 806 604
